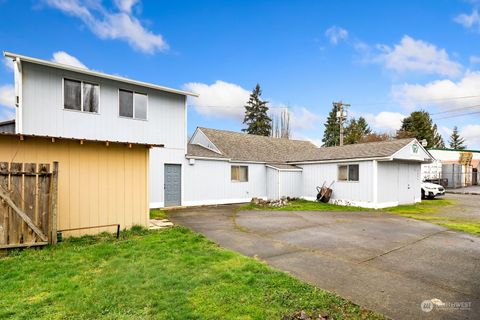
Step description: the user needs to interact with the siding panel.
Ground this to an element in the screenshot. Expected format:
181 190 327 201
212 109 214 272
183 160 267 206
300 161 374 205
21 62 186 147
0 135 148 236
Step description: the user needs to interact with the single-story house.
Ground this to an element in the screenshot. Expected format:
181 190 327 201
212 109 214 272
184 127 434 208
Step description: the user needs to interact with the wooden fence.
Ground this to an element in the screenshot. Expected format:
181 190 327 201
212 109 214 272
0 162 58 249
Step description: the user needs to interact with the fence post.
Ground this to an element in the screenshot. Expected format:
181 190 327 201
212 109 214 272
50 162 59 244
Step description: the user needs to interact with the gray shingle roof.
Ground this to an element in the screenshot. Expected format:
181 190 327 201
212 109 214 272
187 127 415 163
187 144 228 159
266 163 302 170
288 138 414 162
189 127 318 162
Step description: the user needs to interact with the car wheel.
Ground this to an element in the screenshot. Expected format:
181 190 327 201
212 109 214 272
421 189 425 199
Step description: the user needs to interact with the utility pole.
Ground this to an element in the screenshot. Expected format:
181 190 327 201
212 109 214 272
334 101 351 146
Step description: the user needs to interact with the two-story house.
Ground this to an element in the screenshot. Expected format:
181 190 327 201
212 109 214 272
1 52 196 238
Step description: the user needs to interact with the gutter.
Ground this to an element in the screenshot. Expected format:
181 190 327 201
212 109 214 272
4 51 198 98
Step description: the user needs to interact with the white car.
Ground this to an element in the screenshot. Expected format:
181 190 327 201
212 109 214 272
421 182 445 199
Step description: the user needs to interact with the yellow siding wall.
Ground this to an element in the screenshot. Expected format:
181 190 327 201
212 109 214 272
0 135 149 236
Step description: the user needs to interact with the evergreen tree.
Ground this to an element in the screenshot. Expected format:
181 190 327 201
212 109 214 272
242 84 272 136
449 126 466 150
322 103 340 146
359 132 392 143
344 116 372 144
396 110 445 148
432 124 445 148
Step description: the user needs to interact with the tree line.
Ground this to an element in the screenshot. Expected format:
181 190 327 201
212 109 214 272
241 84 467 149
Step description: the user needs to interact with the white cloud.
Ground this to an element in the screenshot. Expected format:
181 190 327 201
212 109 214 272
375 35 462 77
470 55 480 65
2 57 14 72
325 26 348 45
44 0 167 54
184 80 251 120
454 9 480 31
114 0 139 14
287 107 319 130
51 51 87 69
441 124 480 149
460 124 480 149
392 71 480 110
184 81 320 131
0 84 15 109
363 111 406 132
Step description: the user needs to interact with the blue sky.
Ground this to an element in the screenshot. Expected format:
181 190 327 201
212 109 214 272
1 0 480 148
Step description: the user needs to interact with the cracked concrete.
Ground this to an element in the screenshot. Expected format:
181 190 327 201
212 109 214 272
169 204 480 320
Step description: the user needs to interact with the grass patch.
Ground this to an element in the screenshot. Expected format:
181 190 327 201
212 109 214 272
149 208 167 220
0 227 383 319
241 199 370 212
383 199 454 215
383 199 480 236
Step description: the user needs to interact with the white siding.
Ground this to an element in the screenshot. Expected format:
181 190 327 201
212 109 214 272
429 149 480 161
190 128 221 153
182 160 267 206
149 148 187 208
279 171 302 198
20 62 186 147
300 161 374 206
266 167 279 199
377 161 421 206
393 140 431 162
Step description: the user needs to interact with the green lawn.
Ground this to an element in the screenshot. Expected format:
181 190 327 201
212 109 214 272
0 227 382 320
241 199 370 212
383 199 480 236
149 208 168 220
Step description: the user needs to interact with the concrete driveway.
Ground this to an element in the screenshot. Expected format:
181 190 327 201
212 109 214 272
169 204 480 320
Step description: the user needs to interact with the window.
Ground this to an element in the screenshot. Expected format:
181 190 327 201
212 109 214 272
64 79 81 111
231 166 248 182
338 164 359 182
119 89 148 120
64 79 99 113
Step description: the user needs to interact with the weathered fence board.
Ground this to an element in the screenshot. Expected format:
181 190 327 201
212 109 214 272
9 163 22 244
0 162 57 249
24 163 37 243
0 163 8 245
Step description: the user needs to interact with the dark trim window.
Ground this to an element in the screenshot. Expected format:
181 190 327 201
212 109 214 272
231 165 248 182
338 164 359 182
63 78 99 113
119 89 148 120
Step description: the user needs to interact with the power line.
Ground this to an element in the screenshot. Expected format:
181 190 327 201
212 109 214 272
352 94 480 106
190 105 289 109
433 110 480 120
430 104 480 116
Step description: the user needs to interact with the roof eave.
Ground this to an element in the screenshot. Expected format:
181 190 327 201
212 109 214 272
3 51 198 97
0 132 163 148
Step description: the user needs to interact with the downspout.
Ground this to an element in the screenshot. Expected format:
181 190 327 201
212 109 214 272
372 160 378 209
14 57 22 134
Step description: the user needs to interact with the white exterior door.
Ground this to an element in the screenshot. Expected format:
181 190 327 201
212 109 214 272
398 164 412 205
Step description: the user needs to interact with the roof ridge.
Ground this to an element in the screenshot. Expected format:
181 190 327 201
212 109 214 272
198 127 317 144
319 138 415 149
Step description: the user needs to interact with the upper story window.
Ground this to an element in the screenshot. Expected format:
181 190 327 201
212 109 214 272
64 79 99 113
338 164 359 182
119 89 148 120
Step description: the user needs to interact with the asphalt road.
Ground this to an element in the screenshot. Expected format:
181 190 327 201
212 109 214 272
169 200 480 320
